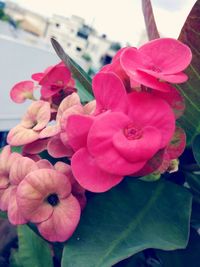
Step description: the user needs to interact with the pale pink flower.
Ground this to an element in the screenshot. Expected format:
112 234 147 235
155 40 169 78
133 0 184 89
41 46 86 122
0 146 21 211
7 100 51 146
39 92 82 139
54 162 87 209
7 156 38 225
17 169 81 242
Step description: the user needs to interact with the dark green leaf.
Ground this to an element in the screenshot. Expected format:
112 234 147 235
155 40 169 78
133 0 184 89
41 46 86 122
62 179 192 267
185 172 200 195
16 225 53 267
10 249 23 267
177 0 200 144
141 0 160 40
192 134 200 166
0 210 7 219
51 38 93 96
156 229 200 267
114 252 146 267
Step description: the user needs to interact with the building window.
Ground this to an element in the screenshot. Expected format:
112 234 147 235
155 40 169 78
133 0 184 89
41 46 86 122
76 47 82 52
100 54 112 65
55 23 60 28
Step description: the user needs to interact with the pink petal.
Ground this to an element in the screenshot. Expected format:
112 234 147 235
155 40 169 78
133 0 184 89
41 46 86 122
71 148 123 192
22 154 41 162
8 187 27 225
152 85 185 119
113 126 162 162
7 125 39 146
132 149 165 177
21 101 51 131
17 169 72 222
121 47 152 72
132 70 172 92
39 124 61 138
138 69 188 83
54 162 72 177
41 86 60 98
36 159 54 169
83 100 96 115
17 179 53 223
87 112 146 175
67 114 94 151
165 127 186 159
127 92 175 148
47 135 73 158
23 139 49 154
9 157 38 185
0 145 11 171
92 72 128 113
37 195 81 242
10 81 34 103
0 186 13 211
0 172 9 189
31 72 44 81
60 104 84 130
39 64 71 88
139 38 192 74
57 93 81 122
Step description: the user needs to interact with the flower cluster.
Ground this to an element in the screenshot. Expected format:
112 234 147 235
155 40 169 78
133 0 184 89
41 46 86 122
0 37 191 242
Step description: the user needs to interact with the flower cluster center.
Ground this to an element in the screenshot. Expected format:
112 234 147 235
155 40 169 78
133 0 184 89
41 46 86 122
124 123 143 140
46 193 60 206
150 65 161 73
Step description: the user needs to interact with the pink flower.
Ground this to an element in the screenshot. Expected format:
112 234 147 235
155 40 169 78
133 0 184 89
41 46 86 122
40 92 82 139
17 169 81 242
67 73 175 192
0 146 20 211
7 156 38 225
39 62 72 98
100 47 133 91
10 81 35 103
120 38 192 91
54 162 87 209
7 100 51 146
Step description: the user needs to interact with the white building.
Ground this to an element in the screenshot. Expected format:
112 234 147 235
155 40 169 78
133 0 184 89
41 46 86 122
5 1 48 36
45 15 121 71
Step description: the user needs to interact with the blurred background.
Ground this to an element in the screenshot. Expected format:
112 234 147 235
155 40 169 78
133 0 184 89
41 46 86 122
0 0 196 145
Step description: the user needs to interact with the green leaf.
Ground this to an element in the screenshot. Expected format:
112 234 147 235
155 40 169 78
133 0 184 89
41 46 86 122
185 172 200 195
51 38 93 97
16 225 53 267
114 252 146 267
177 0 200 144
10 250 23 267
192 133 200 166
156 229 200 267
62 179 192 267
141 0 160 40
76 79 94 103
0 210 7 219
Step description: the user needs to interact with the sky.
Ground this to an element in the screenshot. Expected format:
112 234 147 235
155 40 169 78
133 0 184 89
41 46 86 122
9 0 196 45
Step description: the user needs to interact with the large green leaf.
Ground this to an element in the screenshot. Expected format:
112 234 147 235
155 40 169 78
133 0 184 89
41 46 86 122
141 0 160 40
156 229 200 267
177 0 200 144
51 38 93 96
15 225 53 267
192 133 200 166
62 179 192 267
